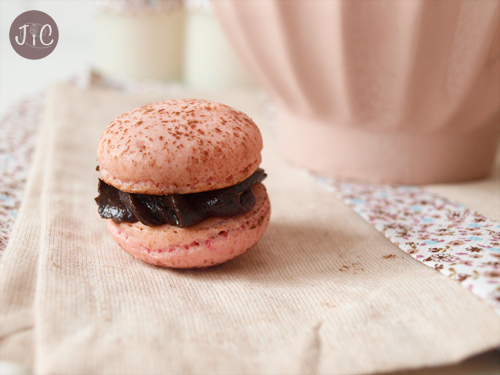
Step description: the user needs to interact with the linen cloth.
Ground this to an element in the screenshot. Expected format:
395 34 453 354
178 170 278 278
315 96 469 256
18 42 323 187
0 84 499 375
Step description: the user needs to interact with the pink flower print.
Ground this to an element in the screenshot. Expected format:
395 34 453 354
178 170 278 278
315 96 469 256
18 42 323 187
448 240 465 246
419 224 433 230
436 231 454 237
467 246 483 253
483 271 500 278
455 274 470 282
469 254 483 259
424 254 454 262
446 211 467 222
483 261 500 267
429 247 444 253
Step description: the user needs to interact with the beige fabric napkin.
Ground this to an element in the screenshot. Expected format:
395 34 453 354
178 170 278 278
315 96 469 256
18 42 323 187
0 84 499 375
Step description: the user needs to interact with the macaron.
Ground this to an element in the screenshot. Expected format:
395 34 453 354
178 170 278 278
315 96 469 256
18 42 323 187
95 99 271 268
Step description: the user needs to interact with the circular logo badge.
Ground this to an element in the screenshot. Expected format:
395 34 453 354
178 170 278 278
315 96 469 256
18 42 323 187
9 10 59 60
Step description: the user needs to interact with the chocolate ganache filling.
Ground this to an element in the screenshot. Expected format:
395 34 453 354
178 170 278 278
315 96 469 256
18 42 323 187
96 169 266 228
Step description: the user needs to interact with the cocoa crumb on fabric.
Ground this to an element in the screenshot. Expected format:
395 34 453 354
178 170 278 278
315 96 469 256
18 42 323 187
382 254 397 259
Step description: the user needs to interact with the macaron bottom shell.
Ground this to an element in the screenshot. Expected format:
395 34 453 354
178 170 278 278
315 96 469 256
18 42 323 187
106 184 271 268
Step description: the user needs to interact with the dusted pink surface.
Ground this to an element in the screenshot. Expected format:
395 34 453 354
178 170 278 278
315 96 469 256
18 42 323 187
107 184 271 268
98 99 263 195
213 0 500 184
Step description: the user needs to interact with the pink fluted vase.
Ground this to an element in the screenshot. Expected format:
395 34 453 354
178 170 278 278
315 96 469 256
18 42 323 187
213 0 500 184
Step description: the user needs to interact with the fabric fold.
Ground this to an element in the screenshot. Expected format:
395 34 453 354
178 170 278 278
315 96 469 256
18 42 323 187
0 93 54 366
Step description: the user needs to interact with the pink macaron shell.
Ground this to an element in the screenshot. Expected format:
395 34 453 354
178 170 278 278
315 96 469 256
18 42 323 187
107 184 271 268
97 99 263 195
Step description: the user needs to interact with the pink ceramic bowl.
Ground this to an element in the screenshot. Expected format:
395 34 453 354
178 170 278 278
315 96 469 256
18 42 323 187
213 0 500 184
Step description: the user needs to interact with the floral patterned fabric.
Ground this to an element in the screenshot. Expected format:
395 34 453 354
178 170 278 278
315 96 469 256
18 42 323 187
316 177 500 314
0 93 45 255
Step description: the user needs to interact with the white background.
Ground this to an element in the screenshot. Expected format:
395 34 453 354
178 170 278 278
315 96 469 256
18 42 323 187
0 0 93 116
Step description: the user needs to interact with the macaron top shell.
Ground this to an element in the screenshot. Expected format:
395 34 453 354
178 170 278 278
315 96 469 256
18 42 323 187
97 99 263 195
